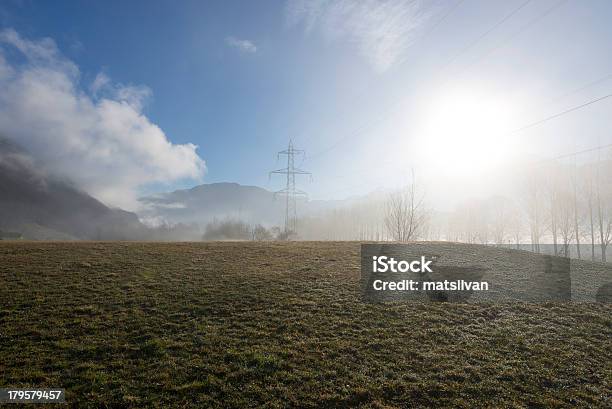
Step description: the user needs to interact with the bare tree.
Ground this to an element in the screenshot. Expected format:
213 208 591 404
506 202 523 250
523 174 544 253
463 201 481 244
571 161 582 259
557 188 575 257
251 224 273 241
595 157 612 262
475 201 490 245
583 164 597 261
544 165 561 255
490 196 514 246
384 172 427 242
596 205 611 262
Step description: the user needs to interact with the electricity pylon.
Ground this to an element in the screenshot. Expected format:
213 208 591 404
269 140 311 236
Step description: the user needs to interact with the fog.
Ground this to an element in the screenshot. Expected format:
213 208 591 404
1 132 611 264
295 154 612 262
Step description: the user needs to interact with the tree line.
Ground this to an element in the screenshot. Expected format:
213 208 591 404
295 157 612 262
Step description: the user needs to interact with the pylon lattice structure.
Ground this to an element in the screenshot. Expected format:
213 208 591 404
269 140 311 236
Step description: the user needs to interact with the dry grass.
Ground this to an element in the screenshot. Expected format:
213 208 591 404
1 241 610 408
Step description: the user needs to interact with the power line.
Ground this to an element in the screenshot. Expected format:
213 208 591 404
269 140 311 236
317 91 612 197
307 0 556 163
293 0 466 149
457 0 568 75
546 72 612 104
320 140 612 200
511 93 612 134
533 142 612 166
442 0 532 69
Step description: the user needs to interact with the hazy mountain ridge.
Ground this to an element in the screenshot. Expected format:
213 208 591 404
140 182 283 226
139 182 357 227
0 137 371 240
0 139 145 240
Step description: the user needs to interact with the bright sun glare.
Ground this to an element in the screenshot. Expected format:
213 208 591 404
416 89 517 177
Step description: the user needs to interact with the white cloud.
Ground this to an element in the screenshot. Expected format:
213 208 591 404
90 72 110 96
90 71 152 111
286 0 430 72
0 29 206 210
153 202 186 209
225 36 257 53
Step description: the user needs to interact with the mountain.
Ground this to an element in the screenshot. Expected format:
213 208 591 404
139 182 286 226
0 139 146 240
139 182 359 227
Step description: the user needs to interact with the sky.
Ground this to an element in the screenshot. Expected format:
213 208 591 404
0 0 611 210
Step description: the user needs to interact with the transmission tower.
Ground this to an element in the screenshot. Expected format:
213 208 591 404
269 140 311 236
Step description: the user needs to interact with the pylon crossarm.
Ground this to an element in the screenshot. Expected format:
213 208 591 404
270 168 289 175
292 168 311 174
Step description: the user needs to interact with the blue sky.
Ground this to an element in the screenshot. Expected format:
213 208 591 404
1 0 611 209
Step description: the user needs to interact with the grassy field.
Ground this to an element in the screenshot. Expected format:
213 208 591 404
1 242 610 408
